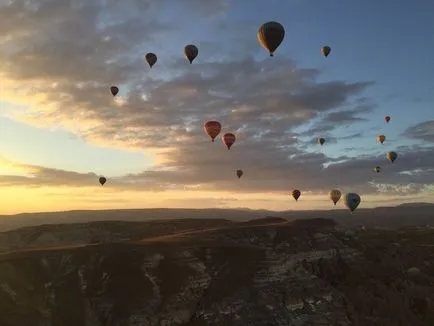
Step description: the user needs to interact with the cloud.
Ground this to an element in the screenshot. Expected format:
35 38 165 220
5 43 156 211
0 156 98 187
0 0 433 200
402 120 434 142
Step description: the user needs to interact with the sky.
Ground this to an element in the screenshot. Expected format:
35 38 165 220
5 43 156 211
1 0 434 214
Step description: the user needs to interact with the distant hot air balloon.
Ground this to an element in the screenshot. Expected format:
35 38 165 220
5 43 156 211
204 120 221 142
292 189 301 201
236 169 243 179
145 53 157 68
257 21 285 57
343 193 361 212
385 116 391 123
184 44 198 64
374 166 381 173
222 133 236 150
318 137 325 145
321 46 331 57
387 151 397 163
377 135 386 144
99 177 107 186
329 189 342 206
110 86 119 96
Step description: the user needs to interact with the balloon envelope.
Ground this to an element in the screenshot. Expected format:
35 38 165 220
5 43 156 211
318 137 325 145
204 121 221 142
257 21 285 56
329 189 341 205
236 169 243 178
222 133 236 150
344 193 361 212
184 44 198 64
387 151 397 163
292 189 301 201
145 53 157 68
377 135 386 144
99 177 107 186
321 46 331 57
110 86 119 96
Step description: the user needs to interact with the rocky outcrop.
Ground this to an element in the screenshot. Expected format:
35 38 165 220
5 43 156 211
0 218 433 325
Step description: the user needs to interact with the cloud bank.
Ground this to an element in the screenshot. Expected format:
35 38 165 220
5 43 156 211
0 0 433 202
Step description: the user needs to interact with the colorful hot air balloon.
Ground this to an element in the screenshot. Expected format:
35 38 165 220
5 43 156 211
99 177 107 186
329 189 341 206
110 86 119 96
257 21 285 57
374 166 381 173
318 137 325 145
204 120 221 142
145 53 157 68
222 133 236 150
236 169 243 179
321 46 331 57
387 151 397 163
184 44 198 64
385 116 391 123
377 135 386 144
292 189 301 201
344 193 361 212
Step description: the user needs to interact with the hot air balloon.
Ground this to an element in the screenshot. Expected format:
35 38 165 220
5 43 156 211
222 133 236 150
377 135 386 144
257 21 285 57
110 86 119 96
385 116 391 123
184 44 198 64
292 189 301 201
204 120 221 142
343 193 361 212
145 53 157 68
318 137 325 145
329 189 341 205
374 166 381 173
236 169 243 179
99 177 107 186
321 46 331 57
387 151 397 163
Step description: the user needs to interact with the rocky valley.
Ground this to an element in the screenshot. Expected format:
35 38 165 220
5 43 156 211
0 216 434 325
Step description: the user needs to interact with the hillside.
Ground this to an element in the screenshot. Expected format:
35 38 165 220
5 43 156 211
0 217 433 325
1 203 434 232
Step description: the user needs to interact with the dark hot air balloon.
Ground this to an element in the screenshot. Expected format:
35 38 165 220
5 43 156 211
236 169 243 179
145 53 157 68
99 177 107 186
292 189 301 201
257 21 285 57
184 44 198 64
344 193 361 212
110 86 119 96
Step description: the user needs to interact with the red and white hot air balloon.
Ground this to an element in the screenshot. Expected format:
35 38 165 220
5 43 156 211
203 121 221 142
222 133 236 150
